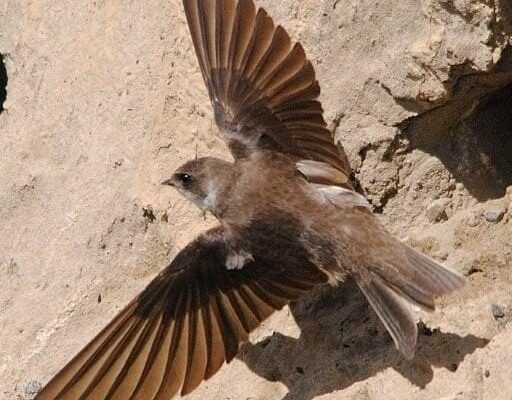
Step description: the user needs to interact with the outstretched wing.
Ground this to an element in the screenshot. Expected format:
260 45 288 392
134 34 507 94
35 227 327 400
183 0 351 182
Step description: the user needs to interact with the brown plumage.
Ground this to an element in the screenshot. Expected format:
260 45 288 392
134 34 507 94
34 1 464 399
183 0 351 179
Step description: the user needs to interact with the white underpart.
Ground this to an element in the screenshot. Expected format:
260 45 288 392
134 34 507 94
303 246 344 286
299 228 346 286
309 253 347 286
315 185 371 209
341 225 354 237
221 127 259 148
182 191 202 208
226 249 254 270
319 267 342 286
202 180 218 210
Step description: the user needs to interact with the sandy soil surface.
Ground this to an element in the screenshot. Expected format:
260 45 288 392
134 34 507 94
1 0 511 399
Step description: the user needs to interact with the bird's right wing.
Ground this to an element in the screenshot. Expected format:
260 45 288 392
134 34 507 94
35 227 327 400
183 0 351 187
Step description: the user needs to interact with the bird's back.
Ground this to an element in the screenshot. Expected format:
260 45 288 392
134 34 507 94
218 151 318 223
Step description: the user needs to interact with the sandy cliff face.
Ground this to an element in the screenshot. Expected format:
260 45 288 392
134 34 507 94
1 0 511 399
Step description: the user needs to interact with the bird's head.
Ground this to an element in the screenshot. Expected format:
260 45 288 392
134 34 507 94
162 157 234 212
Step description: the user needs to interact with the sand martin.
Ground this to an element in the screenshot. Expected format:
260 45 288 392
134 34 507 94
35 0 464 399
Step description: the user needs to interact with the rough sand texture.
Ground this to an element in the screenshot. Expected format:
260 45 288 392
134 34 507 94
1 0 511 399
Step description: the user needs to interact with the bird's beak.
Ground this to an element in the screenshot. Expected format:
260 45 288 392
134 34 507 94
161 179 175 187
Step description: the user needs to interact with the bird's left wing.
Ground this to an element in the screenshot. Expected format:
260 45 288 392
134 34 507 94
35 227 327 400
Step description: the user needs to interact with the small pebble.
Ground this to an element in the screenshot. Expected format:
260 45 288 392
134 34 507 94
455 182 465 191
466 211 481 227
484 369 490 378
491 304 505 319
23 380 42 398
426 199 450 223
484 208 506 223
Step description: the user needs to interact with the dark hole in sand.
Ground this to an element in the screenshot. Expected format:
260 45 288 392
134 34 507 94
401 45 512 201
408 83 512 200
0 54 7 114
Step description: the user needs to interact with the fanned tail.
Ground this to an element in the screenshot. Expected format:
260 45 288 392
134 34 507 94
354 242 464 359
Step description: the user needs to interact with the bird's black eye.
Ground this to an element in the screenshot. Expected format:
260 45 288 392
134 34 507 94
176 173 193 187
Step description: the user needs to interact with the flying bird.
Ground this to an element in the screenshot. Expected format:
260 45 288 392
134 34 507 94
35 0 464 399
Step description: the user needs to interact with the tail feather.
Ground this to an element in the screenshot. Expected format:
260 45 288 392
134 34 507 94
356 271 417 359
354 243 465 359
402 243 465 296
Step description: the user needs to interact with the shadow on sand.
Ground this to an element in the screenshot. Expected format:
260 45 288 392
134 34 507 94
238 279 489 400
